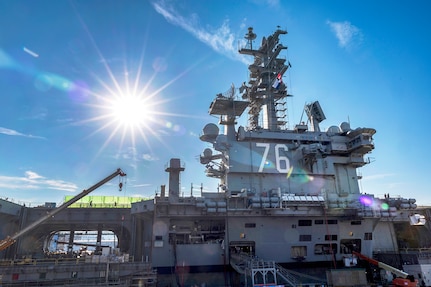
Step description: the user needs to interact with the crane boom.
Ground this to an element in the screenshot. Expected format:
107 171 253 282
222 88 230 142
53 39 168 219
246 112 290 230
0 168 126 252
352 251 418 287
352 251 410 279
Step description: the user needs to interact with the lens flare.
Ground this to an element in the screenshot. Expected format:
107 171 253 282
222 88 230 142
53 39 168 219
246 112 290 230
359 195 373 206
286 166 294 178
68 80 89 103
359 195 390 211
287 167 313 183
0 49 16 68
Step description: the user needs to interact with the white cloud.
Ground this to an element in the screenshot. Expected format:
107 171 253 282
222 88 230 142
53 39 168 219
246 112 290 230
142 153 158 161
363 173 395 180
0 171 78 192
0 127 45 139
152 1 249 64
327 20 363 49
44 180 78 192
130 183 152 188
25 171 44 180
0 127 26 136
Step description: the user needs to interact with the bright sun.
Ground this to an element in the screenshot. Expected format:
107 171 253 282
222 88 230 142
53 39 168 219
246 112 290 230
110 93 150 128
70 15 195 159
81 80 166 155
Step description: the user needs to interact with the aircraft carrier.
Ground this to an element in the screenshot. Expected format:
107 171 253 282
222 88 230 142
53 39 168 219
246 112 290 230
1 27 431 287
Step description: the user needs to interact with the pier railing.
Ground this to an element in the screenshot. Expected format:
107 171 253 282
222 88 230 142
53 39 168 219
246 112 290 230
0 258 157 287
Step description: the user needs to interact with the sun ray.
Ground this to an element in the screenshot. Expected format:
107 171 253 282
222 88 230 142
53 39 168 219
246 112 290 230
71 2 124 99
68 5 214 162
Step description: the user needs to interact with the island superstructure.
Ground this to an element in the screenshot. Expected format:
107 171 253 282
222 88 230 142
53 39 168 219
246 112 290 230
131 27 425 284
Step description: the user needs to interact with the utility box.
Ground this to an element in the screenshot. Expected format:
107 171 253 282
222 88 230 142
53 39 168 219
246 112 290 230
326 269 368 287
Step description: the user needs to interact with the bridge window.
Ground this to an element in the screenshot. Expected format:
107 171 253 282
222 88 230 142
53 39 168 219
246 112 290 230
229 241 255 256
314 244 337 255
169 234 187 244
291 246 307 259
245 223 256 228
314 219 338 225
299 234 312 241
298 220 312 226
325 234 338 241
340 239 361 254
364 233 372 240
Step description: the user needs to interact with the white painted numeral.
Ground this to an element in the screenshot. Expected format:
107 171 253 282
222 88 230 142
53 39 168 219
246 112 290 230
256 143 290 173
256 143 270 172
274 144 290 173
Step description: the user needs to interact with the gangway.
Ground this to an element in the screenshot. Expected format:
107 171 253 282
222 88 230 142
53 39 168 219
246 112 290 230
230 253 326 287
275 266 327 287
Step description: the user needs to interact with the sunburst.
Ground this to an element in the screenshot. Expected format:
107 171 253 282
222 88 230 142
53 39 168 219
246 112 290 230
75 53 201 161
81 66 168 157
70 9 205 161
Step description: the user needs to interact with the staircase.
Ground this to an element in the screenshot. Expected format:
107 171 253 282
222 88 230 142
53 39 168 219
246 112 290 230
230 253 326 287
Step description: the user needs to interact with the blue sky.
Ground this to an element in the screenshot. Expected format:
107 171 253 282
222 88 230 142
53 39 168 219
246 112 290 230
1 0 430 206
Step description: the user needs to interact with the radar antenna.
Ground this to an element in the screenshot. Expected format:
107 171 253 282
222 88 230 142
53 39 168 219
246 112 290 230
245 27 256 50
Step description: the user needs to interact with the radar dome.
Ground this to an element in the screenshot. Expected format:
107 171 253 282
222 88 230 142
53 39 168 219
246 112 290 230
203 148 213 158
200 148 213 164
339 122 351 133
327 126 340 134
200 123 219 143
